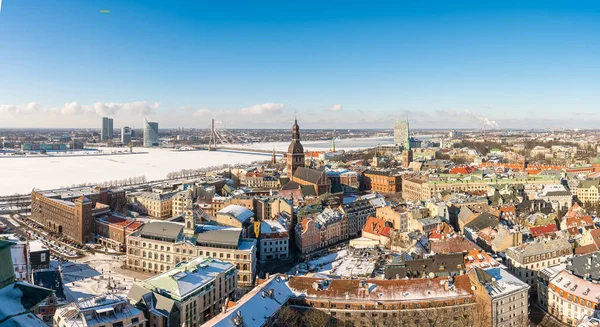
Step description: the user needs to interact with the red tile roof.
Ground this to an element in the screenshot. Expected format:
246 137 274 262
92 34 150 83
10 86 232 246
428 222 454 241
363 216 390 237
450 166 475 175
530 223 558 237
575 244 599 255
430 237 481 254
566 216 594 228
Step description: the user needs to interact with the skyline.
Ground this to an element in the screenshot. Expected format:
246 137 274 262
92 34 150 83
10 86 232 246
1 1 599 129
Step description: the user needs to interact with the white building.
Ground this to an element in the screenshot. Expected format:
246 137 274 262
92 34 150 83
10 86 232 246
471 267 530 327
504 238 572 292
258 220 289 262
546 253 600 326
143 120 159 147
54 294 146 327
535 184 573 211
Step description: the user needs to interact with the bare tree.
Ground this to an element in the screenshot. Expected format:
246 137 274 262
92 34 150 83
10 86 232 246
274 306 300 326
301 309 336 327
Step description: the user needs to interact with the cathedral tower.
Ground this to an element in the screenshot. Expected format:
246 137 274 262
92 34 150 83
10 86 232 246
286 117 305 176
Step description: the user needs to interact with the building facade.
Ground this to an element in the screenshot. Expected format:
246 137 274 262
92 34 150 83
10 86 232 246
132 191 176 218
468 267 530 327
287 274 478 327
394 119 410 147
30 193 95 244
547 265 600 325
342 198 376 237
143 120 159 147
126 218 257 286
128 257 236 327
257 220 289 262
101 117 114 141
121 126 132 144
505 238 572 291
363 170 402 193
54 294 145 327
403 175 562 202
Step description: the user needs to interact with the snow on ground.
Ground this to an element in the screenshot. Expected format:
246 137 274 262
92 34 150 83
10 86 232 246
0 148 268 195
61 253 150 302
307 250 349 271
0 138 391 195
330 257 375 278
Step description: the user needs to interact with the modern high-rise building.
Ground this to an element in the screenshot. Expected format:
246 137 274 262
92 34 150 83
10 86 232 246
101 117 114 141
394 119 410 148
143 120 159 147
121 126 132 144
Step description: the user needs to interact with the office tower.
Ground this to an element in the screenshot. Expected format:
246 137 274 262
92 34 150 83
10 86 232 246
121 126 132 144
143 120 159 147
101 117 114 141
101 117 109 140
107 118 114 138
394 119 410 149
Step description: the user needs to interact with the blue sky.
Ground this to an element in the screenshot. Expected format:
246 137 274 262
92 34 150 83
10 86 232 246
1 0 599 129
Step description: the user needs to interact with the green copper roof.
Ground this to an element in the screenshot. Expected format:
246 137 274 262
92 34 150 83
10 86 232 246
0 240 13 249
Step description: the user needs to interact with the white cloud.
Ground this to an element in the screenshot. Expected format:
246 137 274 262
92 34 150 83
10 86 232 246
193 108 212 118
327 104 342 112
60 101 89 115
239 103 285 115
0 104 19 113
0 102 43 114
93 101 159 116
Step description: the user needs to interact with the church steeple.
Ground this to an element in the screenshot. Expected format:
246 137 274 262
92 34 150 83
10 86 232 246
404 119 411 150
287 115 305 176
292 118 300 140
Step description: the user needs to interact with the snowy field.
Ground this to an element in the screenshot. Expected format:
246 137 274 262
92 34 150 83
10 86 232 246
0 148 268 195
61 253 149 302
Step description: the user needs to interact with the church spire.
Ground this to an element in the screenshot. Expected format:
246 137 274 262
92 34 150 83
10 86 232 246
292 114 300 140
404 119 411 150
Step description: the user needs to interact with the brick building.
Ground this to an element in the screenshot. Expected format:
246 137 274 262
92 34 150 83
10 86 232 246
363 170 402 193
31 192 111 244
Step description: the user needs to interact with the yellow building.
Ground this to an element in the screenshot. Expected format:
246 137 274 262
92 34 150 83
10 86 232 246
134 191 176 218
576 179 600 204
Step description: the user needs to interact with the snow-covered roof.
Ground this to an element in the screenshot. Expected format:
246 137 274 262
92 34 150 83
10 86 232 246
55 294 144 327
480 267 530 299
260 220 287 235
10 243 27 266
142 257 235 301
204 275 294 327
218 205 254 223
287 274 474 301
550 270 600 304
28 240 47 253
0 282 53 326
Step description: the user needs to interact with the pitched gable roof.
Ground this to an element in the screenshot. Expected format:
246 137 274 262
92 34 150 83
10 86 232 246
293 167 325 184
530 223 558 237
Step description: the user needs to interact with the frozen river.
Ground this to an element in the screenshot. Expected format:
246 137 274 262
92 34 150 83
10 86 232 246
0 149 269 195
0 137 394 195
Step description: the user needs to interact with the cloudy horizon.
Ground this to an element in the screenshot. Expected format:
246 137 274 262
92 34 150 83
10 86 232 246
2 1 599 130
